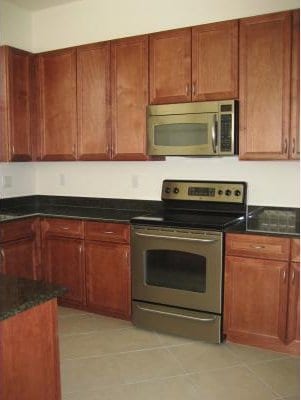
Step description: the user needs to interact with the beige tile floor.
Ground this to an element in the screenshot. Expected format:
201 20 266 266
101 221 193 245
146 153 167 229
58 307 300 400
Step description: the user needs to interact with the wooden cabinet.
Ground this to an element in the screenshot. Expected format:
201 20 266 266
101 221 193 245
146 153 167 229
41 218 85 306
290 9 300 160
149 21 238 104
77 42 111 160
239 11 297 160
37 48 77 160
0 46 33 161
85 221 131 319
111 35 149 160
224 233 299 354
0 218 39 280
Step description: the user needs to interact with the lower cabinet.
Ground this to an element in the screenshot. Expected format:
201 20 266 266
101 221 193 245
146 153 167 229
85 241 130 319
43 236 86 306
0 218 39 280
224 233 299 354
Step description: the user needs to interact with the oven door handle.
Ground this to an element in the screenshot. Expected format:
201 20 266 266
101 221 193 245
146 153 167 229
137 305 217 322
135 232 217 243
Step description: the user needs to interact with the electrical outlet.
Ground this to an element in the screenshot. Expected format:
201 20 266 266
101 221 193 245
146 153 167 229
2 176 12 188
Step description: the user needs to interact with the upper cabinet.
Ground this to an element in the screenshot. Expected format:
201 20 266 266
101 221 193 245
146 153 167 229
149 21 238 104
0 46 33 161
111 35 149 160
290 9 300 160
77 42 111 160
239 11 299 160
37 48 77 160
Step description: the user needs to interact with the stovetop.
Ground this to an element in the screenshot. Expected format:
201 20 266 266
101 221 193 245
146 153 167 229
131 210 245 230
131 180 247 231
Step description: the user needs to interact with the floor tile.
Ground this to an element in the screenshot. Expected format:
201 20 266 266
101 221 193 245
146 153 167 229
226 342 291 365
63 375 200 400
60 327 165 359
58 306 89 318
168 341 241 373
155 331 193 346
58 313 131 336
188 365 278 400
247 358 300 397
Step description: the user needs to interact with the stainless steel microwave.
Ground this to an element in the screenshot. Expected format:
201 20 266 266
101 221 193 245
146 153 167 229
147 100 238 156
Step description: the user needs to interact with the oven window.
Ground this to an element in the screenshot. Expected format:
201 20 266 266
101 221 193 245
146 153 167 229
145 250 206 293
154 123 209 146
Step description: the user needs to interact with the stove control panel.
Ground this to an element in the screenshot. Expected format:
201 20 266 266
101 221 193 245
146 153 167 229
162 180 246 203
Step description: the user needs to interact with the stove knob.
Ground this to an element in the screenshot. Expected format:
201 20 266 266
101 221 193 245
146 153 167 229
173 187 179 194
234 190 241 197
165 187 171 194
225 189 232 196
218 190 223 195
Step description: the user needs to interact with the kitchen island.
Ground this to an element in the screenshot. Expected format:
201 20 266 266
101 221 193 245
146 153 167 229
0 274 66 400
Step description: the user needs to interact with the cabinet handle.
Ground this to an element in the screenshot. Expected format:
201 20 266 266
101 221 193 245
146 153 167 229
62 227 70 230
192 82 196 97
0 249 5 271
72 144 76 155
250 245 265 249
282 270 287 282
292 138 296 155
185 84 189 96
291 270 296 284
104 231 114 234
283 139 288 154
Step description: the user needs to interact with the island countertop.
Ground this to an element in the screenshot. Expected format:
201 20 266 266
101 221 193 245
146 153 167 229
0 274 66 321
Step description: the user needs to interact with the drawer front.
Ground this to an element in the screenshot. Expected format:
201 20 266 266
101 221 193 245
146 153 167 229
226 233 290 261
42 218 84 238
291 238 300 262
0 218 36 243
85 221 130 243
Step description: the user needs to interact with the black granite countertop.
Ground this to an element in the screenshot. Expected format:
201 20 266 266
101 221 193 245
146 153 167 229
0 274 66 321
0 195 163 224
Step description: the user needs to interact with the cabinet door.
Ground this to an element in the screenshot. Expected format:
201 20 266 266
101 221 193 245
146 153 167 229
77 42 111 160
192 20 238 101
149 28 191 104
111 35 149 160
43 237 85 305
290 10 300 160
239 12 291 160
86 241 130 319
286 262 300 344
1 237 37 280
38 48 77 160
224 256 289 348
0 46 33 161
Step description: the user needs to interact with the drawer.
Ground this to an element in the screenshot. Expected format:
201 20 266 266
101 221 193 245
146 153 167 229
226 233 290 261
291 238 300 262
0 218 36 243
42 218 84 238
85 221 130 243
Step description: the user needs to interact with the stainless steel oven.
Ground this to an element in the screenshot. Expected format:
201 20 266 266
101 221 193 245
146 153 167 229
131 180 247 344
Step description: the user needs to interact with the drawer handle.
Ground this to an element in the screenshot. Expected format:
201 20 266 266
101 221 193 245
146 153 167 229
104 231 114 234
250 245 265 249
137 305 217 323
62 227 70 230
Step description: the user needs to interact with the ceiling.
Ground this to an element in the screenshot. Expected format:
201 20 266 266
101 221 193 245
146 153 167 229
5 0 81 11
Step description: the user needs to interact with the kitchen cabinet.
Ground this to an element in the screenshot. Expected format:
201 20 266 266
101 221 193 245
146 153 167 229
85 221 131 319
77 42 111 160
224 233 299 354
149 20 238 104
41 218 86 306
289 9 300 160
111 35 149 160
0 218 39 280
239 11 295 160
37 48 77 160
0 46 33 161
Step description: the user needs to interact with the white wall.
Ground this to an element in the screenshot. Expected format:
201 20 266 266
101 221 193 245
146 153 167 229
35 158 300 206
0 163 36 198
0 0 32 50
0 0 299 206
31 0 299 52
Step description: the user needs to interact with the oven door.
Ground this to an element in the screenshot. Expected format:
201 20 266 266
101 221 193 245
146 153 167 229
131 226 223 314
147 113 218 156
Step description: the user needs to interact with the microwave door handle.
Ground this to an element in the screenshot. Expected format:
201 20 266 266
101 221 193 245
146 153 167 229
211 115 217 153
